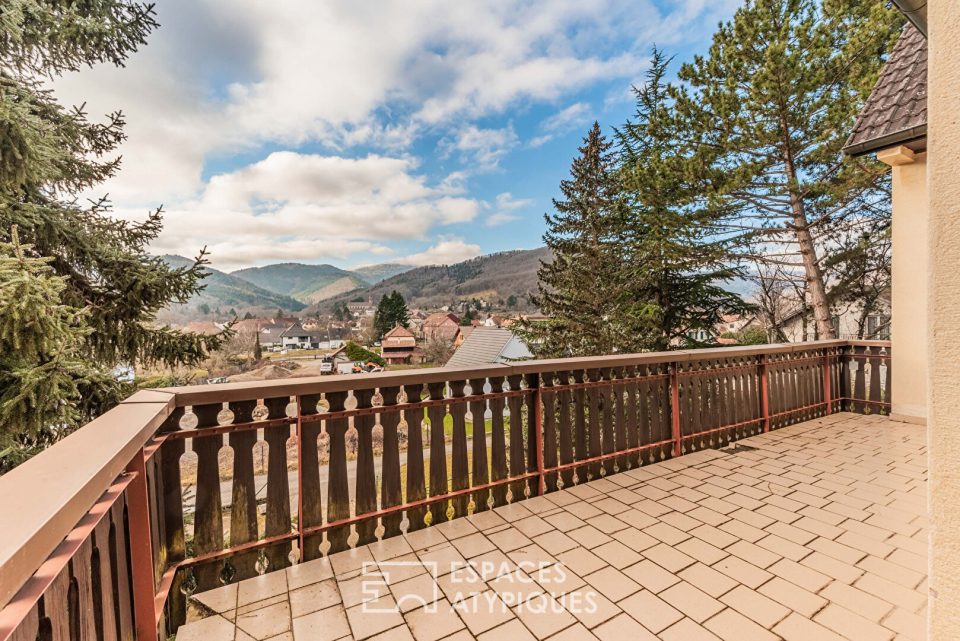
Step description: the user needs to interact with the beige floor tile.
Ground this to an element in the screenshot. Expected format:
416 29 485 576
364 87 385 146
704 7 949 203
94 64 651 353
593 613 659 641
882 607 925 640
289 578 341 618
286 557 335 590
513 593 576 639
532 563 585 596
623 559 681 593
726 540 782 569
452 591 516 635
615 508 659 530
466 549 516 581
292 605 351 641
854 573 927 614
176 614 236 641
857 555 925 590
476 619 536 641
404 600 466 641
451 532 496 558
238 571 289 606
703 608 779 641
532 530 578 555
435 517 479 541
329 546 377 577
368 626 415 640
757 576 827 617
582 566 641 602
659 581 724 622
345 596 405 640
546 622 600 641
508 544 555 569
405 527 448 552
489 569 545 606
819 580 894 623
566 525 613 549
236 600 290 640
556 547 606 576
802 551 865 584
487 528 533 552
467 509 508 531
660 617 722 641
592 540 643 569
339 570 391 608
676 536 728 566
565 501 604 520
616 590 682 634
417 544 467 575
191 583 238 615
720 585 790 628
677 562 737 598
813 603 895 641
558 589 620 629
642 542 696 573
370 536 415 562
391 572 443 613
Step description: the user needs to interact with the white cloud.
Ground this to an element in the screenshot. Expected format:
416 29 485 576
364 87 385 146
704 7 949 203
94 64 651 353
441 125 519 172
485 192 534 226
138 151 480 270
529 102 593 147
395 238 483 266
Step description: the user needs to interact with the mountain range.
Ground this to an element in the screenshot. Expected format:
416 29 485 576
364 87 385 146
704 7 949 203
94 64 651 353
158 248 547 321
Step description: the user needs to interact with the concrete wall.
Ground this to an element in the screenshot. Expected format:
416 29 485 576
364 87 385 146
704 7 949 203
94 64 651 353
879 149 929 424
928 2 960 637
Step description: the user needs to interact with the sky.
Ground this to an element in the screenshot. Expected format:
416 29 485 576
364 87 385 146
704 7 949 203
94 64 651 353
52 0 740 272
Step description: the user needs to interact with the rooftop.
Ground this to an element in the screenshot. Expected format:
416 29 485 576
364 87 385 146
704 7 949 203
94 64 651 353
178 413 925 641
844 23 927 157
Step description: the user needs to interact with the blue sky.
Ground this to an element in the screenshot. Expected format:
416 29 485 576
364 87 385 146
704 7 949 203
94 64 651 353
53 0 740 271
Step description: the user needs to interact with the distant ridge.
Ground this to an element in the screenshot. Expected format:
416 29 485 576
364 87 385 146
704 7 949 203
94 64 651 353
158 255 305 321
312 247 549 312
231 263 367 304
350 263 413 285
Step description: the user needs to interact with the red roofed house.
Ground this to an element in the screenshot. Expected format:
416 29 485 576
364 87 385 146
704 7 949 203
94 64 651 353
421 312 460 343
381 325 421 365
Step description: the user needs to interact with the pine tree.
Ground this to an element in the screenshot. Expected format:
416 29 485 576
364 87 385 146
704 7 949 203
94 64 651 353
253 331 263 362
373 291 409 339
616 49 751 350
521 123 637 357
1 2 228 466
0 227 124 471
671 0 901 339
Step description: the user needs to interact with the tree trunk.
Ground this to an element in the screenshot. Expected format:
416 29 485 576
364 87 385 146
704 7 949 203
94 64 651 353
791 210 834 339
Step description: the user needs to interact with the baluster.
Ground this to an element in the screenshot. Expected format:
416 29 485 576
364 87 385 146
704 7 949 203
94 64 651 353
93 518 119 641
8 605 38 641
489 376 509 506
112 497 134 641
572 370 588 481
228 400 259 580
654 365 671 460
404 383 428 531
625 366 639 469
263 397 292 570
468 378 490 512
869 346 882 412
637 366 652 463
526 373 542 496
355 388 379 546
380 387 403 537
70 538 98 640
540 372 558 492
449 380 470 518
556 371 574 487
45 566 71 641
507 374 527 500
157 409 186 628
585 369 602 480
426 382 449 523
613 367 627 471
600 368 616 475
191 403 224 591
884 345 893 412
325 391 351 554
853 345 867 413
300 393 324 561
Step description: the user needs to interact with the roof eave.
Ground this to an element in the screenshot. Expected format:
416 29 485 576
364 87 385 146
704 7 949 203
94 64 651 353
842 124 927 157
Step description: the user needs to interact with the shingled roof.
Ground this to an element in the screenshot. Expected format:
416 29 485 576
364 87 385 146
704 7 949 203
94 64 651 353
843 24 926 157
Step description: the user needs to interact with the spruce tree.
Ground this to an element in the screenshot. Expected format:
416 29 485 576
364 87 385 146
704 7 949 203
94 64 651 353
0 227 123 471
616 50 751 350
373 291 409 339
1 2 228 466
671 0 901 339
522 122 639 358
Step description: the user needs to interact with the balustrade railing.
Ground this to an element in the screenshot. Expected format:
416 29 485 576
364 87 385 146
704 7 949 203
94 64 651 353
0 340 891 641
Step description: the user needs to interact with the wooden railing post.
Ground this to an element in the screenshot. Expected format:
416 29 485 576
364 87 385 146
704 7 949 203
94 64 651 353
759 354 770 433
125 448 157 641
670 362 682 457
533 376 545 496
823 352 832 416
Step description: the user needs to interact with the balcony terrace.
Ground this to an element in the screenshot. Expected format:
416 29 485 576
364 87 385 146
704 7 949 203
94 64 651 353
0 340 915 641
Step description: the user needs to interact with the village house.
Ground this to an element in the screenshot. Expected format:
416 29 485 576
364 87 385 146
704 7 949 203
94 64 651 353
380 325 421 365
445 327 533 367
421 312 460 342
279 321 325 350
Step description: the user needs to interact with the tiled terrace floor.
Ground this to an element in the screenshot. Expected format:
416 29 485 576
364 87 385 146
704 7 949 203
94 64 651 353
180 412 927 641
